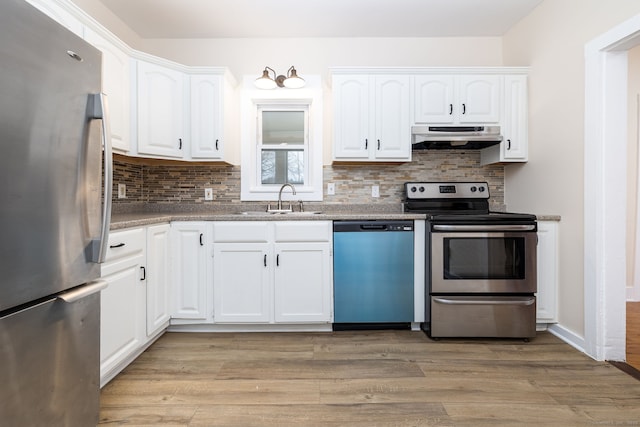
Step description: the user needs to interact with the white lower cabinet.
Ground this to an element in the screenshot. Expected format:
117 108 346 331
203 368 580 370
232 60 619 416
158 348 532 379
274 242 332 323
99 224 171 386
536 220 559 323
146 224 171 336
212 221 333 324
99 228 146 385
213 242 271 323
171 222 213 323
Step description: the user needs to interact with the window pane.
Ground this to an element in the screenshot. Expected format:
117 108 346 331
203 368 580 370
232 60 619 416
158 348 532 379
261 149 304 184
262 111 304 145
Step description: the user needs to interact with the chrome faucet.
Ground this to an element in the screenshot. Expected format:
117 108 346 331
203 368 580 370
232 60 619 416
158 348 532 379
277 183 297 211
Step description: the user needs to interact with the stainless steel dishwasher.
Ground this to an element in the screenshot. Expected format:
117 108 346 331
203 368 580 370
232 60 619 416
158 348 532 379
333 220 414 329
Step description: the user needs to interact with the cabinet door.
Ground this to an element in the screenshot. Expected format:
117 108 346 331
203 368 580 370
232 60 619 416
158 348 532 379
333 75 370 159
146 224 171 336
536 221 558 323
84 28 130 152
274 243 332 323
100 260 144 380
191 74 223 159
213 243 271 323
502 75 528 161
137 61 186 158
413 75 455 124
374 75 411 159
171 222 210 320
457 75 501 123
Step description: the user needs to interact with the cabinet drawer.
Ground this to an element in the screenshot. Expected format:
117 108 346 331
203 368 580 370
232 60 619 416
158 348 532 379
212 222 269 243
274 221 331 242
104 228 145 263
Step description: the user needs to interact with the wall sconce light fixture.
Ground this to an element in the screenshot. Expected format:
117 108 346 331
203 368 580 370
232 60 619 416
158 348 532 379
255 66 306 89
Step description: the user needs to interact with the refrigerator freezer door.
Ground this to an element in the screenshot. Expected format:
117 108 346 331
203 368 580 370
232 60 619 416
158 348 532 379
0 0 103 311
0 286 101 426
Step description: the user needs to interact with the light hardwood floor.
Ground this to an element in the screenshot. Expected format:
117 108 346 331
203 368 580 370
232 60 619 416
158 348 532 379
100 330 640 426
628 302 640 370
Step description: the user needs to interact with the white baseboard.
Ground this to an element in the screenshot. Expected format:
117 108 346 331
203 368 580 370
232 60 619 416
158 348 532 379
547 323 587 355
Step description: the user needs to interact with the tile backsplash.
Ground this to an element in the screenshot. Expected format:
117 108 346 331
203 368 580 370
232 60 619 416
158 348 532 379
113 151 504 209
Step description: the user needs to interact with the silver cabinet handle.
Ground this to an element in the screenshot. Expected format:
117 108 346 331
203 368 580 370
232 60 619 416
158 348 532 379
58 280 108 303
90 93 112 264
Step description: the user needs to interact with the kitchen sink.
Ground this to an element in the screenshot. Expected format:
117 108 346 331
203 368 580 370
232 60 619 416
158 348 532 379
236 211 323 216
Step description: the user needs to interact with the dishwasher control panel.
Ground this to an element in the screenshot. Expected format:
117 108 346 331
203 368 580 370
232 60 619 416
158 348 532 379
334 220 414 233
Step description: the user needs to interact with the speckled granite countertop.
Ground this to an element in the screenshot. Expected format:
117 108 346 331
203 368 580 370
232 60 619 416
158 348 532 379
110 203 426 230
110 203 560 230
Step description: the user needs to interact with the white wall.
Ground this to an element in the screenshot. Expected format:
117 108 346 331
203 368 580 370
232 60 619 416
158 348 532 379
628 45 640 300
502 0 640 338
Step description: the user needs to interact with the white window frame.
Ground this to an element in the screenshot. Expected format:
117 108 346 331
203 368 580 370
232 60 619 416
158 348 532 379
257 104 309 186
240 75 323 201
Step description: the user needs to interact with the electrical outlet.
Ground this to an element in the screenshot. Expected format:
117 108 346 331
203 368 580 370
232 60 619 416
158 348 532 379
372 185 380 198
327 183 335 195
117 183 126 199
204 188 213 201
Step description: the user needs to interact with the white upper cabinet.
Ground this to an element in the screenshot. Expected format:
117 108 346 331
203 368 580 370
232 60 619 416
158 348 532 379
457 75 501 123
414 74 501 124
135 60 188 159
83 28 130 152
190 74 224 159
413 75 455 123
333 75 369 159
333 74 411 161
481 74 529 165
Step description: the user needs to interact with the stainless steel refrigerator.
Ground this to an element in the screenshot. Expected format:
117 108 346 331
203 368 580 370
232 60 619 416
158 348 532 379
0 0 112 425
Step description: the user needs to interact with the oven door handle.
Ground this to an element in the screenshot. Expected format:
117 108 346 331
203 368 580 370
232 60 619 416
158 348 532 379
432 224 536 232
433 297 536 306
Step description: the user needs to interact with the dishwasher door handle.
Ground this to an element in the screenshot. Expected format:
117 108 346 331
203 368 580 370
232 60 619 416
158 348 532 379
360 224 387 230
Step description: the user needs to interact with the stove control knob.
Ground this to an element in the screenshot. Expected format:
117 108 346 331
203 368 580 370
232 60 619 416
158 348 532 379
419 186 425 192
470 186 477 193
479 186 486 192
410 186 417 193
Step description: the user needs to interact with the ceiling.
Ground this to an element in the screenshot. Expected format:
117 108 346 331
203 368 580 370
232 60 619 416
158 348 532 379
96 0 543 39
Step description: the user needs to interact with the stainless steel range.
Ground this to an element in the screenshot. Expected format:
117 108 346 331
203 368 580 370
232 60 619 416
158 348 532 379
404 182 537 339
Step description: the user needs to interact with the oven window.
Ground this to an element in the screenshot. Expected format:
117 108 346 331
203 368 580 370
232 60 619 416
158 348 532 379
443 237 525 280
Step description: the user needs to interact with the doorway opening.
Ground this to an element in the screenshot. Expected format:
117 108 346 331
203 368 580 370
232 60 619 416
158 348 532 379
584 15 640 361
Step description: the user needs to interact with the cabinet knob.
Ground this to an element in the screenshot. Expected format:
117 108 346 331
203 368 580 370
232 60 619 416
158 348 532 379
449 104 453 115
365 139 368 150
377 139 381 150
507 139 512 150
140 266 146 281
179 138 183 150
199 233 204 246
264 254 267 267
215 139 219 151
462 103 466 114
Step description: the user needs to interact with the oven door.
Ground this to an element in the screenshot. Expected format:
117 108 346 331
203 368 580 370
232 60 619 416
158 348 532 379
430 225 537 294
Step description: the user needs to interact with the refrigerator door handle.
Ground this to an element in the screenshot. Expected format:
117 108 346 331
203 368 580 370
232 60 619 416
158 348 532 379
58 280 108 304
90 93 113 263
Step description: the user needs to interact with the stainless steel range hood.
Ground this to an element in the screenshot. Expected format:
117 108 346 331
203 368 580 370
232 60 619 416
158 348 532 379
412 125 503 150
